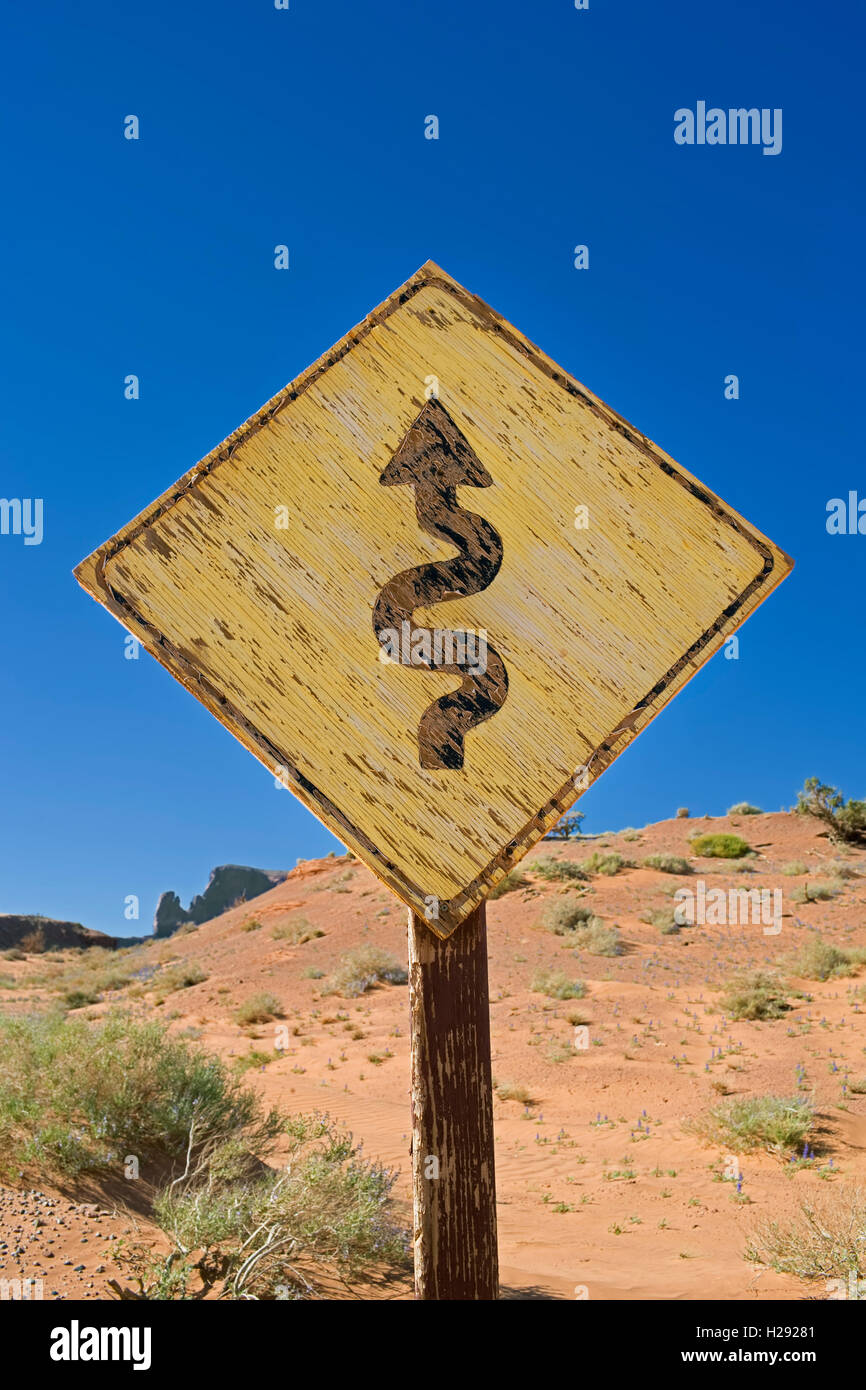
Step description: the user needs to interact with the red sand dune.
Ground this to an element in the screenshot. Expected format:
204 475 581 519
2 810 864 1300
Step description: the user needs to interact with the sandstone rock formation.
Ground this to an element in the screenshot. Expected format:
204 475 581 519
153 865 288 937
0 915 119 951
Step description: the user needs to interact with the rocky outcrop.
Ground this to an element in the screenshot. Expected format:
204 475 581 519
0 916 119 951
153 892 186 938
153 865 288 938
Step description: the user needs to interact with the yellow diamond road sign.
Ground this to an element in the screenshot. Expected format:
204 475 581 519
75 261 792 937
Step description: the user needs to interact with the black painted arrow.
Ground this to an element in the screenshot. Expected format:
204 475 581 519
373 399 508 770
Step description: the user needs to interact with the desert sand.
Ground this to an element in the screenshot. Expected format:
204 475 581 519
1 809 864 1300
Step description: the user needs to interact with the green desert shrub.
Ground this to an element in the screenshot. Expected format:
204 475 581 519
727 803 763 816
746 1187 866 1286
541 897 597 936
325 946 407 998
569 919 622 957
94 964 138 992
781 861 808 876
495 1081 534 1104
718 970 791 1021
46 947 139 1007
795 777 866 846
641 908 681 935
692 1094 814 1155
792 936 866 981
0 1014 410 1299
0 1010 280 1178
159 961 208 993
149 1110 409 1299
272 917 324 945
63 987 100 1010
579 851 633 876
233 1050 276 1074
529 856 587 883
530 969 586 1001
790 880 840 904
546 811 585 840
690 833 751 859
234 992 284 1025
641 854 692 875
829 860 859 881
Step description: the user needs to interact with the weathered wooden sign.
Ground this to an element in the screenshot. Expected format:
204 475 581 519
75 260 792 938
76 260 792 1300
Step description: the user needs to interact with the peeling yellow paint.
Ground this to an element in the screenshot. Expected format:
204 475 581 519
74 261 792 936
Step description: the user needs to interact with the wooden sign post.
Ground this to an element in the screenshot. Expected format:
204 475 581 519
75 260 792 1301
409 904 498 1299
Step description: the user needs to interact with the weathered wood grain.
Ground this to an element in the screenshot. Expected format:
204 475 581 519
74 260 793 936
408 902 498 1300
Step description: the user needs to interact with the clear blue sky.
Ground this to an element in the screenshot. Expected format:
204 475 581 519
2 0 863 937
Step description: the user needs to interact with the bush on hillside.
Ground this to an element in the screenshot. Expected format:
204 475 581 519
542 898 597 936
272 917 324 944
578 851 633 877
546 811 585 840
324 946 407 998
690 1094 813 1155
234 992 283 1024
717 970 791 1021
795 777 866 846
690 833 751 859
641 854 692 875
529 856 587 883
530 969 586 1001
792 936 866 981
747 1187 866 1286
0 1011 280 1177
569 919 622 957
0 1012 409 1299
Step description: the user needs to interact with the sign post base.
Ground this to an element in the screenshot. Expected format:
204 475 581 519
408 902 499 1300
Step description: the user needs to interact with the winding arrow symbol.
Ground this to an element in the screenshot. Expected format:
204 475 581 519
373 399 508 770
